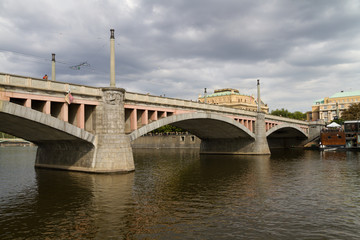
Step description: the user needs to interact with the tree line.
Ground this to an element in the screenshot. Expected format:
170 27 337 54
270 108 306 120
340 103 360 121
331 103 360 124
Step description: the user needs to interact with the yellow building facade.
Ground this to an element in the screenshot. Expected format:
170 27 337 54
309 90 360 122
198 88 269 113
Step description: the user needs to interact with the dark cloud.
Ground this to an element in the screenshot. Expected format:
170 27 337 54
1 0 360 112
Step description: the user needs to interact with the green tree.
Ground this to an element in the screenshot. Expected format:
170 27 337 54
151 125 185 133
331 118 344 125
292 111 306 120
341 103 360 120
270 108 291 118
0 132 16 138
270 108 306 120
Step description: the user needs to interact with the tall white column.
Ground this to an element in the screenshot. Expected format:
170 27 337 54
110 29 116 87
51 53 56 81
257 79 260 112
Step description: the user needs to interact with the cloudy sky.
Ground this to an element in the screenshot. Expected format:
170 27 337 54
1 0 360 112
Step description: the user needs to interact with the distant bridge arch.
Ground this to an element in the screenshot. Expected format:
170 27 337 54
266 123 308 138
129 112 256 141
266 123 308 148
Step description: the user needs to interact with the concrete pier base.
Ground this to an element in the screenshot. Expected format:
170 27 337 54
92 88 134 172
35 141 96 172
35 88 135 173
253 112 271 154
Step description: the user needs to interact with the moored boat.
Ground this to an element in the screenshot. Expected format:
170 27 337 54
320 128 346 150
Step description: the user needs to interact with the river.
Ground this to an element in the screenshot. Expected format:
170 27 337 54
0 147 360 239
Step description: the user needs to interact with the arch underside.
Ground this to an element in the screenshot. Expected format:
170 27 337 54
129 113 258 154
171 119 251 139
0 101 94 144
266 125 308 148
129 113 255 141
0 101 100 172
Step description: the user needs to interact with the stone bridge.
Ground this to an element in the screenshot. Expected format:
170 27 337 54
0 72 323 173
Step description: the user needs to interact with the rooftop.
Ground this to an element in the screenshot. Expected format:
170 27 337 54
330 90 360 98
313 98 324 104
313 90 360 105
199 88 253 98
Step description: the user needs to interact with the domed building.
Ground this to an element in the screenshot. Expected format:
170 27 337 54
198 88 269 113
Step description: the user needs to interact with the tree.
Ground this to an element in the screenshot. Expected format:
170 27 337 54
270 108 306 120
151 125 185 133
341 103 360 120
292 111 306 120
270 108 291 118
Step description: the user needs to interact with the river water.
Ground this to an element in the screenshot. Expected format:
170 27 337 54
0 147 360 239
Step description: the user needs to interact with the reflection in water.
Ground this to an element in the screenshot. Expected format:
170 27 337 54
0 147 135 239
1 147 360 239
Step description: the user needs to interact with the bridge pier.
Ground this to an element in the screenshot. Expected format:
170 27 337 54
35 88 135 173
91 88 134 172
253 112 271 154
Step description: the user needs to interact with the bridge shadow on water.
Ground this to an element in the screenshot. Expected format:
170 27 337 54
0 148 136 239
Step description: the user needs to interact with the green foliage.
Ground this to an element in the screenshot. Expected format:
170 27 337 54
271 108 291 118
331 118 344 125
341 103 360 120
151 125 185 133
270 108 306 120
0 132 16 138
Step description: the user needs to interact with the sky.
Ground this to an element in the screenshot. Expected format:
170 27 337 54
1 0 360 113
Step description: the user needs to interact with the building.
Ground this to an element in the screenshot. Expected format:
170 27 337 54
198 88 269 113
309 90 360 122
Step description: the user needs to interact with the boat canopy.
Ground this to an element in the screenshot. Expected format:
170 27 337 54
326 122 341 128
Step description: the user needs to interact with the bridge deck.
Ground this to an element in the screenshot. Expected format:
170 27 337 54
1 72 310 135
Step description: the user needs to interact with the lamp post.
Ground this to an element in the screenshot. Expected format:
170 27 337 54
51 53 56 81
110 29 116 87
204 88 207 103
257 79 261 112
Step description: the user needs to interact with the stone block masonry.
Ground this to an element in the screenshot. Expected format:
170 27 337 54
35 88 135 173
91 88 134 172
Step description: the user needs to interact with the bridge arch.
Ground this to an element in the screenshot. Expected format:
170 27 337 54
266 123 308 148
129 112 256 141
0 100 94 144
266 123 308 138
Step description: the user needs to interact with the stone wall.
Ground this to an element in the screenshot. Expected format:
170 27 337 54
132 134 200 149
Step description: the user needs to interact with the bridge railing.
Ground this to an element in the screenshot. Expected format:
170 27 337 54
125 91 258 117
0 73 102 97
